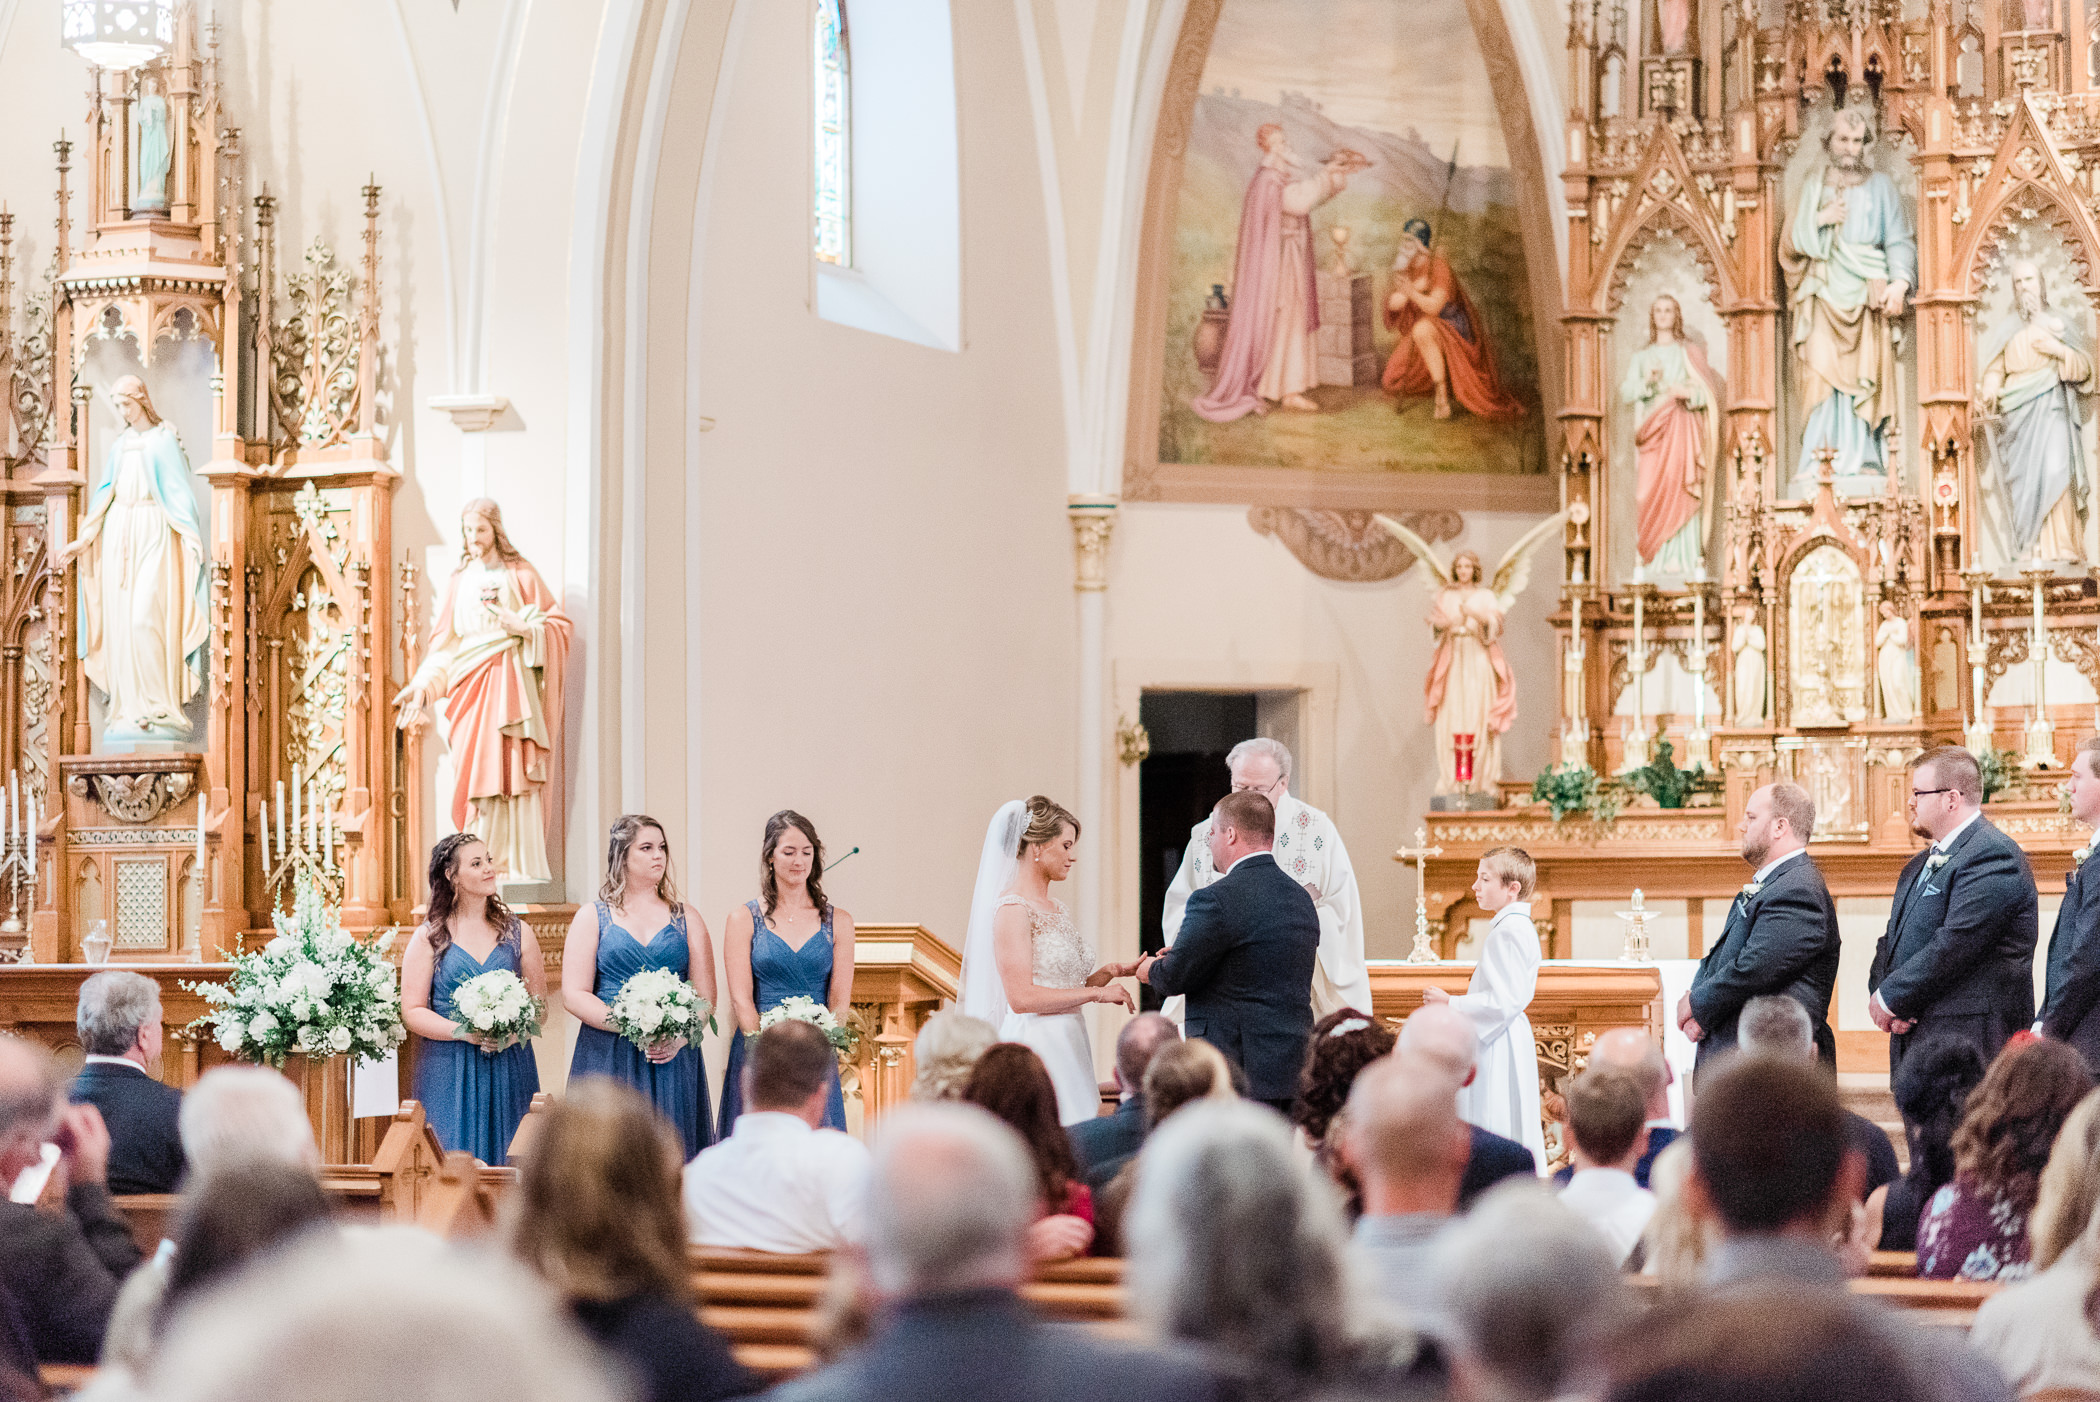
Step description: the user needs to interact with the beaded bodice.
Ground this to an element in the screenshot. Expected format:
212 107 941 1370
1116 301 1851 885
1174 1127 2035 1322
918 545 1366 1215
998 894 1092 990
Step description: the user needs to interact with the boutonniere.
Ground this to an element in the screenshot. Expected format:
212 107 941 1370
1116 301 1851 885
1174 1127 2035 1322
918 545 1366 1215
2075 844 2093 869
1740 880 1764 898
1926 852 1951 872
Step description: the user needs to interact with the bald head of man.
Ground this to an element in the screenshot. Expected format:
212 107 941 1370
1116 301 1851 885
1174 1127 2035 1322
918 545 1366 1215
0 1035 62 1183
1397 1003 1480 1092
1587 1027 1671 1122
1344 1055 1470 1217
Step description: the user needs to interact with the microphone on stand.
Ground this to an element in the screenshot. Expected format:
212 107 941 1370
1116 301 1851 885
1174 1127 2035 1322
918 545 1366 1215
824 846 861 874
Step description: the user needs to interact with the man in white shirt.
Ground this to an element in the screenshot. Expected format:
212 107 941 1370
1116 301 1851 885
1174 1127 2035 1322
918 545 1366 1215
684 1021 870 1252
1555 1064 1655 1267
1161 738 1370 1017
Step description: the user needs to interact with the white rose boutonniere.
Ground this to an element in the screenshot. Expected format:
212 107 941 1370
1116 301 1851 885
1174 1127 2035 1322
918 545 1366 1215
2075 844 2093 869
1926 852 1951 872
1740 880 1764 898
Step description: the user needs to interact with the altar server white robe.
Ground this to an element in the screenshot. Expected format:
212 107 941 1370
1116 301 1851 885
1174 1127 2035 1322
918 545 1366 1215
1449 901 1547 1169
1162 794 1372 1018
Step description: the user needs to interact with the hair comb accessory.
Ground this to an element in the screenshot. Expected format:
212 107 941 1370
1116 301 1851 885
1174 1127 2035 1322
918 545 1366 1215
1327 1017 1371 1038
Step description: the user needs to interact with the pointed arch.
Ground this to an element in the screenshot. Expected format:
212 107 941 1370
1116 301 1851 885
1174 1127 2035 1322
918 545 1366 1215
1588 125 1742 317
1954 95 2100 296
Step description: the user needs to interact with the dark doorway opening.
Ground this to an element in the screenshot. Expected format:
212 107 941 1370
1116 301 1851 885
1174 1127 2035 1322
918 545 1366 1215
1136 692 1256 1010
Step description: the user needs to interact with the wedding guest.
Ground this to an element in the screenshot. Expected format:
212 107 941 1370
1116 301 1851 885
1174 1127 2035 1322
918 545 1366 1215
1597 1286 1922 1402
564 815 716 1159
154 1162 334 1340
1970 1089 2100 1394
1690 1057 2013 1402
1918 1035 2091 1280
1125 1099 1444 1401
765 1104 1218 1402
682 1021 869 1253
68 969 184 1195
1291 1008 1396 1216
1345 1054 1471 1326
1636 1138 1714 1289
1872 747 2039 1083
0 1035 142 1363
1555 1066 1655 1266
1432 1183 1628 1401
908 1010 997 1103
152 1228 618 1402
1866 1037 1985 1251
718 811 852 1138
1070 1012 1178 1189
1423 846 1546 1166
1398 1003 1538 1206
963 1044 1094 1241
1552 1027 1675 1188
2041 736 2100 1070
512 1079 759 1402
402 833 544 1165
1737 994 1900 1196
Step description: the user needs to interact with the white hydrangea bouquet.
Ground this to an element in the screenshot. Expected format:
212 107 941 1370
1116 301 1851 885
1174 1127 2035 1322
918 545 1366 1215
184 878 406 1069
757 995 860 1064
607 967 716 1051
451 969 543 1051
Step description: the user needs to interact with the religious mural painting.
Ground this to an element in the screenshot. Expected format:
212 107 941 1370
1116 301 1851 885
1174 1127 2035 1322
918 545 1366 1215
1144 0 1548 493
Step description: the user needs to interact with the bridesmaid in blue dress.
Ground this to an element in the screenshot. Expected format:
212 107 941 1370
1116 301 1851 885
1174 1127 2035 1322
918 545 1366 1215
563 814 718 1159
718 810 856 1136
401 833 545 1164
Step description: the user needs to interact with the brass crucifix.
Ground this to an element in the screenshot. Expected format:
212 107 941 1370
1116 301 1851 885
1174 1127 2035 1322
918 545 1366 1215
1395 824 1444 964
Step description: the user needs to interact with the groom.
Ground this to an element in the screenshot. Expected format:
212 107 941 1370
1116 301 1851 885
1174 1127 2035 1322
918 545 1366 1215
1136 792 1319 1114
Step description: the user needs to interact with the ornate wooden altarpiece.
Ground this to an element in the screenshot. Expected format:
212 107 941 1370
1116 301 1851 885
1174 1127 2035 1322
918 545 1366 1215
1423 0 2100 948
0 9 429 965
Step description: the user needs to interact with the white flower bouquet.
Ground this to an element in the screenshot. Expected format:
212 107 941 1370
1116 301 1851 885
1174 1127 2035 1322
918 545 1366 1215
185 877 407 1069
607 967 716 1051
757 995 861 1063
451 968 543 1051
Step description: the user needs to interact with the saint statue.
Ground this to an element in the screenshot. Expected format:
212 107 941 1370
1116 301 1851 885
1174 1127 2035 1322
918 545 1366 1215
1376 513 1563 793
1189 126 1366 423
1976 260 2093 564
1620 293 1722 575
55 376 208 744
134 73 170 214
395 499 572 883
1875 601 1917 723
1780 108 1916 478
1382 219 1524 422
1731 603 1767 723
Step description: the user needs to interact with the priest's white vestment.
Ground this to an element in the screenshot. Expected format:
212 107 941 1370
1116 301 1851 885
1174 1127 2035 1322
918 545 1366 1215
1449 900 1547 1168
1161 794 1372 1018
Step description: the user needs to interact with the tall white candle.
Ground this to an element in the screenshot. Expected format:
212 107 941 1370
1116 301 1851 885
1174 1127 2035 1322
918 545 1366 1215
290 765 301 849
26 789 34 880
276 780 286 858
259 799 271 872
322 793 333 871
196 791 205 884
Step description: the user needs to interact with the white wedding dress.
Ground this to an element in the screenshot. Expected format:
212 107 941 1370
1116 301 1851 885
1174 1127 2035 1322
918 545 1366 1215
993 894 1100 1125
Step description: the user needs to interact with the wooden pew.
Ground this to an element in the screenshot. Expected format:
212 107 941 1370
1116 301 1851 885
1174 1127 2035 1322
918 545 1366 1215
1628 1269 1998 1329
1866 1249 1918 1278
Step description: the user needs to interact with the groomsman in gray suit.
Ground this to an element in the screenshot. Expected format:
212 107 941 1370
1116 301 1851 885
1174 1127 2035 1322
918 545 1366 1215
1870 746 2039 1087
1677 782 1841 1074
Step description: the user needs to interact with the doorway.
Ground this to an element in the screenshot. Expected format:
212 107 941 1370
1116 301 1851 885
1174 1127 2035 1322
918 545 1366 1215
1135 688 1303 1007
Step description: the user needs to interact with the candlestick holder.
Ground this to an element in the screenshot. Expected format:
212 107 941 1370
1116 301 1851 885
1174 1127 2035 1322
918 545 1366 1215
1396 824 1445 964
263 841 341 912
1615 888 1654 963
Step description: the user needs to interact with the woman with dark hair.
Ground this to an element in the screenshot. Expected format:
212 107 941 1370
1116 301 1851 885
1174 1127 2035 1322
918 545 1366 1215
1291 1008 1397 1221
963 1044 1094 1241
564 815 717 1158
402 833 545 1163
716 811 854 1137
510 1079 758 1402
156 1162 335 1340
1867 1036 1986 1252
1917 1036 2093 1279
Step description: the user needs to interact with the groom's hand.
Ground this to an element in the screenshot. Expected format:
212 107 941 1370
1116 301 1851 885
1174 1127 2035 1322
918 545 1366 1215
1134 954 1159 985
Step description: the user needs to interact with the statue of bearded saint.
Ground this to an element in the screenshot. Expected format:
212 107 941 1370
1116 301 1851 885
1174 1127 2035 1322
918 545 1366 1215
1780 108 1917 479
1977 259 2094 565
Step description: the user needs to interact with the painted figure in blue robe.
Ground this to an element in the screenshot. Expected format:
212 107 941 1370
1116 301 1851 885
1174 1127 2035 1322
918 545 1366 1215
1781 107 1917 481
564 815 717 1160
1978 259 2094 564
717 811 855 1137
401 833 546 1165
55 376 207 744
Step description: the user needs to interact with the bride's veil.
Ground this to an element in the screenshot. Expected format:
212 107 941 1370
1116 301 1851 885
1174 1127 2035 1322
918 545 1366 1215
959 799 1027 1025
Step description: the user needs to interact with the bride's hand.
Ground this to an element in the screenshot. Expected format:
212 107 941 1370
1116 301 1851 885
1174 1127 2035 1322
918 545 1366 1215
1085 962 1139 986
1092 983 1134 1011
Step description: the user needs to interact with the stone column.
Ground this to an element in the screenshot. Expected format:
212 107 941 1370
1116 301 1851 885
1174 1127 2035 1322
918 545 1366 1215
1067 496 1116 970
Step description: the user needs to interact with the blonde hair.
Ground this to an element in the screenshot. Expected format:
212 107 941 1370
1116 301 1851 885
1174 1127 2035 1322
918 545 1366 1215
1479 846 1536 899
1015 795 1080 856
1640 1136 1716 1291
910 1011 998 1103
2032 1090 2100 1270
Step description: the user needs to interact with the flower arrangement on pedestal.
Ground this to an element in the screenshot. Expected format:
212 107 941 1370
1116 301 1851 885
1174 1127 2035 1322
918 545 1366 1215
758 995 861 1065
607 968 717 1052
183 876 406 1069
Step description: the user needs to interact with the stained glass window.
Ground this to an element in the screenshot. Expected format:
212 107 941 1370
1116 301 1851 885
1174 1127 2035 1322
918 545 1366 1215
814 0 851 266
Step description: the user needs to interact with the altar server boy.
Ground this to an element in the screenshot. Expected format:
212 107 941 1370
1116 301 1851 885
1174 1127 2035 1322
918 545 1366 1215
1424 847 1546 1169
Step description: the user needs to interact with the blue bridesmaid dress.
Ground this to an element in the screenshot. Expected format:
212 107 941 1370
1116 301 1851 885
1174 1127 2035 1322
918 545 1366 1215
716 900 847 1137
416 928 543 1165
568 902 714 1160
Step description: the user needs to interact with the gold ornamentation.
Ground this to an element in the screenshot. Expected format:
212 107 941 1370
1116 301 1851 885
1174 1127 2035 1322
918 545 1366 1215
66 769 196 824
271 240 361 449
1115 715 1150 767
1067 498 1117 592
1246 507 1462 583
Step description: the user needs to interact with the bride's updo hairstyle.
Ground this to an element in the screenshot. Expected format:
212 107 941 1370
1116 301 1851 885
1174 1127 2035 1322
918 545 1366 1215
1015 796 1081 857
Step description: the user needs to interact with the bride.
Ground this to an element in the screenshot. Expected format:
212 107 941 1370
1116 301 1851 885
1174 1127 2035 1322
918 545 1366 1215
960 796 1135 1125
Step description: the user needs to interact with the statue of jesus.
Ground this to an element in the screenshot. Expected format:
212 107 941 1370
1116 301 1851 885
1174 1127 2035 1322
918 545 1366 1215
1780 107 1916 479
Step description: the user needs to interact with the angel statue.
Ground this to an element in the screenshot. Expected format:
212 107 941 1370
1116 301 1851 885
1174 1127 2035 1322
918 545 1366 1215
1375 513 1565 795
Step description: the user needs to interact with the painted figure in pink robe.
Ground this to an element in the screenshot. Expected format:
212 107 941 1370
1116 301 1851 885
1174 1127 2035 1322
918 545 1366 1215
1191 125 1363 423
395 499 571 883
1620 294 1722 574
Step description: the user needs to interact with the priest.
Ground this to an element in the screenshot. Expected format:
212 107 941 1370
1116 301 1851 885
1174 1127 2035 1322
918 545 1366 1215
1162 738 1371 1018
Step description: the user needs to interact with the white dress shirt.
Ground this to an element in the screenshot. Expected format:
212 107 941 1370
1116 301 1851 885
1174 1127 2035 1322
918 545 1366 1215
1874 809 1985 1021
682 1111 872 1253
1753 847 1806 884
1557 1166 1656 1266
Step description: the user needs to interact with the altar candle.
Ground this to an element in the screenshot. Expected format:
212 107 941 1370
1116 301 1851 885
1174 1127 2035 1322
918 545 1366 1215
276 780 286 858
322 794 333 870
290 766 301 850
1691 581 1707 728
259 799 271 872
27 790 34 880
196 791 205 880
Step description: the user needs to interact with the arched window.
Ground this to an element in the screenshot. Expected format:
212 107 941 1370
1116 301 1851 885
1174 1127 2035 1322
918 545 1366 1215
813 0 851 266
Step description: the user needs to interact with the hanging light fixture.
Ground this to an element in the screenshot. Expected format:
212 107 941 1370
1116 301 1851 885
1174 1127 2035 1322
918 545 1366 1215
60 0 175 71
